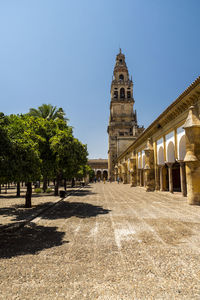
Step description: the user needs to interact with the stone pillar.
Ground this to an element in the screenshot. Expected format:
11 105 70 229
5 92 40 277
139 170 143 186
122 163 128 184
167 163 173 193
136 169 140 186
183 105 200 205
159 165 164 191
130 157 137 187
114 166 118 181
118 166 122 182
155 166 160 190
144 139 155 191
178 161 187 197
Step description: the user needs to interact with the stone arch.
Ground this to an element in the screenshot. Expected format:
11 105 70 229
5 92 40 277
127 90 131 98
103 170 108 180
178 135 186 161
119 74 124 80
96 170 102 180
167 141 175 163
158 146 164 165
120 88 125 99
114 90 118 99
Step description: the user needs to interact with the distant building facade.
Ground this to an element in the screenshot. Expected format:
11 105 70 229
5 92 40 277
107 50 144 180
88 159 108 180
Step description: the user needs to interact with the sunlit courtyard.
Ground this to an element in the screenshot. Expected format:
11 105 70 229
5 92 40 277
1 183 200 299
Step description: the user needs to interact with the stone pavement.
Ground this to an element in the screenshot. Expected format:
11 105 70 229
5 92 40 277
0 186 80 231
1 183 200 299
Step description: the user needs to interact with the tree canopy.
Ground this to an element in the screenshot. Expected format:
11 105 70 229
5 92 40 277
28 104 66 121
0 105 89 207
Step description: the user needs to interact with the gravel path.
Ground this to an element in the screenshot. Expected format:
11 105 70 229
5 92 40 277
0 183 200 299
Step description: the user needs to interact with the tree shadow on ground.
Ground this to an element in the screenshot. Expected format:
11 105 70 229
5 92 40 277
0 188 95 199
71 189 96 197
0 188 98 225
41 201 111 220
0 202 56 224
0 222 67 259
0 193 54 199
0 200 111 226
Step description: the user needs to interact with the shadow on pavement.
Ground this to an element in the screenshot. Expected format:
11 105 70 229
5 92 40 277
41 201 111 219
0 188 98 226
0 202 56 224
0 193 54 199
72 189 96 197
0 222 67 259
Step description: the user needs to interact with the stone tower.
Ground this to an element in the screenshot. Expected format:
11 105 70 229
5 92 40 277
107 49 144 180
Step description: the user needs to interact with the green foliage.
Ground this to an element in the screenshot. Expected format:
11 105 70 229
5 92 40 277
87 166 95 180
46 188 53 193
50 128 88 180
28 104 67 121
0 104 89 203
0 114 41 184
34 188 42 194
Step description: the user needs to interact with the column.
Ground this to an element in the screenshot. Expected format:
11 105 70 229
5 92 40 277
139 170 143 186
167 163 173 193
144 139 155 191
114 167 118 181
155 166 160 190
179 161 187 197
184 105 200 204
122 163 128 184
136 169 140 186
159 165 164 191
130 157 137 187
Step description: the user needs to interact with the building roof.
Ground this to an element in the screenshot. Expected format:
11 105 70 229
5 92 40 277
88 159 108 164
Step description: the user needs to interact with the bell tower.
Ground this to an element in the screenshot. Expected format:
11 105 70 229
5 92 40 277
107 49 144 180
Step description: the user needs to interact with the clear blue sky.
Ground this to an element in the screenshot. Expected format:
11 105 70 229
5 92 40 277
0 0 199 158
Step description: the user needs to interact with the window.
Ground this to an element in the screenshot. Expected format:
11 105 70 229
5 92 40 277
127 91 131 98
120 88 125 99
119 74 124 80
114 91 118 99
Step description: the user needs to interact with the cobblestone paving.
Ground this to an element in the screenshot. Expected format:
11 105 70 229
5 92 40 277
1 183 200 299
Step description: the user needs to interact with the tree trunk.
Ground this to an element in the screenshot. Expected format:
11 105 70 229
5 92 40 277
5 183 7 194
54 175 59 196
17 182 20 197
43 178 47 192
0 184 1 194
71 178 75 188
64 179 67 191
25 182 32 208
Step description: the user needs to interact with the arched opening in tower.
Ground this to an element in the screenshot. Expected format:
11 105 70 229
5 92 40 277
120 88 125 99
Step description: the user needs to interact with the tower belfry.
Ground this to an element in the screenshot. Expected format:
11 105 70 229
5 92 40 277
107 50 144 180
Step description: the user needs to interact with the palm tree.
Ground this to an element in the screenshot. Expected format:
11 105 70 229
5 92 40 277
28 104 66 120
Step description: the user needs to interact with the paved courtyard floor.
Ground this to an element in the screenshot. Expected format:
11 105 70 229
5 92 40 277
1 183 200 299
